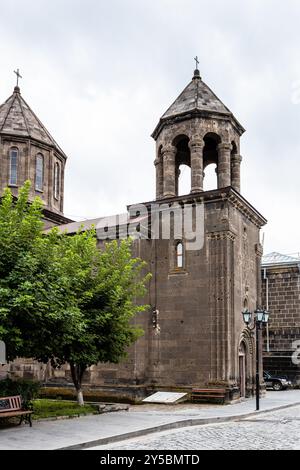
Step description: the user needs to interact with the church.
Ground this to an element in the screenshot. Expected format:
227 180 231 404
0 67 270 402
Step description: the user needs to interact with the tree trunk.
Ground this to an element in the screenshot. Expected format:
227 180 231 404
77 389 84 406
70 362 86 406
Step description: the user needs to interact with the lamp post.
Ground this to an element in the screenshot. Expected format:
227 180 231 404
242 308 269 411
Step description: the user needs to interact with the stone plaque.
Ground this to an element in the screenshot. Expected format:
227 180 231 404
143 392 187 404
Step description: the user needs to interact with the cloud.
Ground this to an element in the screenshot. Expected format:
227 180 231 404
0 0 299 253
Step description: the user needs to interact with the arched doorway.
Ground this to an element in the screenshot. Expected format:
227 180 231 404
239 342 247 398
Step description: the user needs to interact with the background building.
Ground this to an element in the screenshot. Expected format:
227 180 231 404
262 252 300 385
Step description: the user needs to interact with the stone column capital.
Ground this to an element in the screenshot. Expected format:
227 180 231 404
189 137 204 150
231 154 243 163
162 144 177 156
218 142 232 152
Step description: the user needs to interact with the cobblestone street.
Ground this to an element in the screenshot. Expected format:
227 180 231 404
94 405 300 450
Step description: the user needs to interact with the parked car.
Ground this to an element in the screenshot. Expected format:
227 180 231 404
263 371 292 391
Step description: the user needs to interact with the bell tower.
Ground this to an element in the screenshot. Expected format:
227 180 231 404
152 67 244 199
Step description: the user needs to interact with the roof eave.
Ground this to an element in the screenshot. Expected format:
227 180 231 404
151 109 245 141
0 131 68 160
262 262 300 269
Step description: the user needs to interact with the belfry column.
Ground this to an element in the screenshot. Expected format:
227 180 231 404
217 143 232 188
175 166 181 196
162 144 176 198
155 157 163 199
231 154 242 193
190 137 204 193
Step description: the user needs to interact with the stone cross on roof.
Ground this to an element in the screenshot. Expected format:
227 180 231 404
14 68 22 87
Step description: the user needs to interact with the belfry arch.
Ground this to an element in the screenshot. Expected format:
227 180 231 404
173 135 191 196
203 133 220 191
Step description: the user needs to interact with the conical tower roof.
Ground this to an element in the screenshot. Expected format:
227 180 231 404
152 70 245 139
0 86 66 158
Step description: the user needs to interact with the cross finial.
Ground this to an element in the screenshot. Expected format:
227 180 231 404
14 68 22 87
193 56 201 80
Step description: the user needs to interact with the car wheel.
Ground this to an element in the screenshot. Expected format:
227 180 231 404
273 381 283 391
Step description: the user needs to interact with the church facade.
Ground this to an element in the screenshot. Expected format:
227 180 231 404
0 70 268 401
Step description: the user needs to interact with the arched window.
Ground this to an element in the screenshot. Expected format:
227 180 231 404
35 154 44 191
9 147 18 186
176 242 184 268
54 162 60 199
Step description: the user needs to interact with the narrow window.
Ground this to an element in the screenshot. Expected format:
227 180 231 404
35 154 44 191
54 162 60 199
9 148 18 185
176 242 184 268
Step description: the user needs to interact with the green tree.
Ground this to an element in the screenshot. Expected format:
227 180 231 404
0 182 150 405
0 182 44 356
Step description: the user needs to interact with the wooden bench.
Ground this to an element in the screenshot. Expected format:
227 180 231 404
191 388 227 404
0 395 33 427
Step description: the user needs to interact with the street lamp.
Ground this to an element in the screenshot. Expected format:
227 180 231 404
241 307 269 411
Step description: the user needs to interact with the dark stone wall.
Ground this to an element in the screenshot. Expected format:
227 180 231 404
0 135 66 216
3 189 265 400
82 189 263 396
262 266 300 384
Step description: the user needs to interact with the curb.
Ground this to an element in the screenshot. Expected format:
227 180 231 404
57 400 300 450
34 412 100 423
33 405 129 423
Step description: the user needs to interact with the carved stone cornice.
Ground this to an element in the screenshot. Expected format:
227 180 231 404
227 192 267 229
207 231 236 242
152 110 245 141
128 187 267 229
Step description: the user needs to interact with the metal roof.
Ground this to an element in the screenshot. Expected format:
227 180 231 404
262 252 300 267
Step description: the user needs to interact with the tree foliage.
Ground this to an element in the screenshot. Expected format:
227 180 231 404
0 182 150 404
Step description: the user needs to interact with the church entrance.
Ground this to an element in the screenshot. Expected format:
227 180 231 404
239 342 246 398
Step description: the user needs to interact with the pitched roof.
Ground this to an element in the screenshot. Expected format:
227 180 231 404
0 86 66 158
262 252 300 267
152 70 245 139
162 72 231 119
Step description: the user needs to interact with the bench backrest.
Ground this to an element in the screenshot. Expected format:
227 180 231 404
0 395 22 413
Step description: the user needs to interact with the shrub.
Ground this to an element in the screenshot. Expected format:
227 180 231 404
0 378 40 407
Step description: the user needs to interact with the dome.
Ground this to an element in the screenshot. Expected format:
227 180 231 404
0 86 66 159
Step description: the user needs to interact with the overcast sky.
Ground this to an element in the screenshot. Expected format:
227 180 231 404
0 0 299 255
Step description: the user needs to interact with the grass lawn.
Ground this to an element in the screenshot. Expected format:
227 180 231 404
33 399 99 420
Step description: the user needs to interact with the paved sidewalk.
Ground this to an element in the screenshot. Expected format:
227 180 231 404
94 405 300 450
0 390 299 450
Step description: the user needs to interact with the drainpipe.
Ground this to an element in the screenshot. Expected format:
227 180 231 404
263 268 270 352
